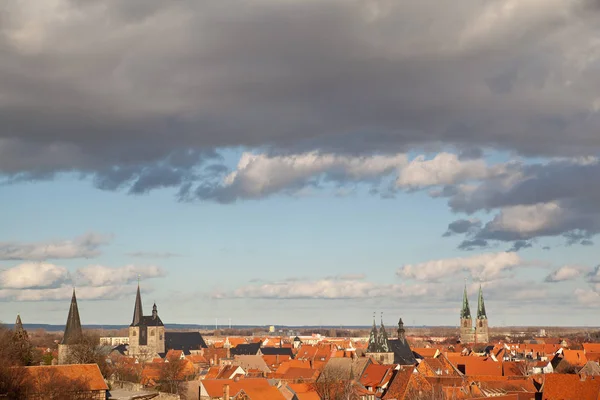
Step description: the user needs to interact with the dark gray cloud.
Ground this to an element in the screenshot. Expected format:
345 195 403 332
443 218 482 236
508 240 533 252
437 158 600 248
1 0 600 193
457 239 489 251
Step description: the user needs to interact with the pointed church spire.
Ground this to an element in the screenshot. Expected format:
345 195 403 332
378 312 390 352
132 281 144 327
61 289 82 345
398 317 406 341
15 314 24 333
461 280 472 319
367 312 379 353
477 284 487 319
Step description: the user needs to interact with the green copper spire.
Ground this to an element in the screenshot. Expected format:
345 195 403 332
461 282 471 319
367 312 379 353
477 284 487 319
378 312 390 352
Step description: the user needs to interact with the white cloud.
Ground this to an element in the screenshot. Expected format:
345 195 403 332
225 278 433 300
485 202 567 237
0 284 137 302
545 265 586 282
0 232 112 260
574 288 600 307
75 264 164 286
397 252 523 281
218 151 407 198
0 262 69 289
396 152 506 189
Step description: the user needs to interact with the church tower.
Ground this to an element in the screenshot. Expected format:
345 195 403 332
365 312 395 364
58 289 83 364
367 313 378 353
14 314 28 341
475 285 489 343
459 283 475 343
128 283 165 358
377 313 390 353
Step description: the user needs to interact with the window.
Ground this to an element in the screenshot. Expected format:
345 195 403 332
132 330 137 336
159 333 163 340
150 330 155 336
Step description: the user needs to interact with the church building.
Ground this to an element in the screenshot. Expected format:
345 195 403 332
365 313 416 365
128 283 166 357
58 289 83 364
459 284 489 344
127 283 207 359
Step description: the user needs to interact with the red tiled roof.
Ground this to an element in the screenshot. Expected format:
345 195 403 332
542 374 600 400
383 367 432 400
562 349 588 368
447 356 503 376
360 363 395 388
202 378 271 398
280 367 320 381
22 364 108 392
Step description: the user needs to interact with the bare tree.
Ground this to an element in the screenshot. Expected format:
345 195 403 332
311 366 355 400
158 357 187 394
64 333 111 379
23 367 95 400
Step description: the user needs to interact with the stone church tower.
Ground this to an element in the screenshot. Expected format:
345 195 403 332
474 285 489 343
58 289 83 364
128 283 165 358
366 313 395 364
459 283 475 343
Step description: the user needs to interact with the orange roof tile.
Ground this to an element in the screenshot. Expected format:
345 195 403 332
280 367 320 381
447 356 503 376
202 378 271 398
360 363 395 388
383 367 432 400
583 343 600 354
562 349 588 368
22 364 108 392
542 374 600 400
276 359 312 374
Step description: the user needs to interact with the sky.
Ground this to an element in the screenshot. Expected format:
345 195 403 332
1 0 600 327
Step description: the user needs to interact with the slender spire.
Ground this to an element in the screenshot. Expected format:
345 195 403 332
367 312 379 353
461 280 472 319
15 314 24 333
477 284 487 319
152 302 158 319
378 312 390 352
132 282 144 326
398 317 406 341
61 289 82 345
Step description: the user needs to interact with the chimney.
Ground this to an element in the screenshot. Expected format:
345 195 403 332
223 384 230 400
227 346 231 359
276 354 280 364
213 354 218 366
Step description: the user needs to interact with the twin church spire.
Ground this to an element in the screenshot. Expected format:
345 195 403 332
459 281 489 343
460 282 487 320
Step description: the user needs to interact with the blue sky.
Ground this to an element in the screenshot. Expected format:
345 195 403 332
2 0 600 327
